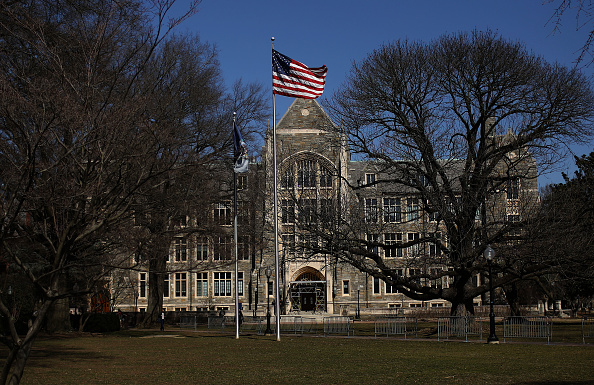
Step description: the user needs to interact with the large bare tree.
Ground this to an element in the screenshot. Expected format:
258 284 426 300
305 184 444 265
129 35 269 326
317 30 594 316
0 0 218 383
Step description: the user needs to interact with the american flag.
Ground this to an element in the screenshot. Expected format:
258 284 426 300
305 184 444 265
272 49 327 99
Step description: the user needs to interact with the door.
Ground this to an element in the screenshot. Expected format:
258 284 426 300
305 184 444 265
300 293 316 311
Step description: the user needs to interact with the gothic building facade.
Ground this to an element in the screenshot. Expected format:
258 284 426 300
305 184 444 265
112 98 538 316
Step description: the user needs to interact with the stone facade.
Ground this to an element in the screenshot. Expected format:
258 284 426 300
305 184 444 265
112 98 539 317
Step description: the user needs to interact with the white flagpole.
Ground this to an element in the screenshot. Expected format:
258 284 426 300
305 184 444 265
271 37 281 341
233 112 240 339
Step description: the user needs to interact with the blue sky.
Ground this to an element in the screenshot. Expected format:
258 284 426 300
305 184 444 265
172 0 593 186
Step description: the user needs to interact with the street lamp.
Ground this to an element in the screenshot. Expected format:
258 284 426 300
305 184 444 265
484 245 499 344
264 267 273 335
356 285 363 320
7 285 14 319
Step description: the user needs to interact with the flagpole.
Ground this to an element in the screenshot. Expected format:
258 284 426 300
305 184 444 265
271 37 281 341
233 112 240 340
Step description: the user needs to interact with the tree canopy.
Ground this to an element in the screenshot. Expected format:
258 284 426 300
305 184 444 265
0 1 269 383
316 30 594 315
529 152 594 309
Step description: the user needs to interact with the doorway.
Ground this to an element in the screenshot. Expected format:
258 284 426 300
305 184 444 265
300 293 316 311
289 267 326 312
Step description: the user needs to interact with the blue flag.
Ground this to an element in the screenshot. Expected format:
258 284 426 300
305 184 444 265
233 122 249 173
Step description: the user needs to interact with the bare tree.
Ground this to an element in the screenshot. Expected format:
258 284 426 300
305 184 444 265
318 30 594 316
125 37 269 326
0 0 207 383
547 0 594 66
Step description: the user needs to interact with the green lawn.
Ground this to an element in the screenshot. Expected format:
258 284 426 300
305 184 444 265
12 325 594 385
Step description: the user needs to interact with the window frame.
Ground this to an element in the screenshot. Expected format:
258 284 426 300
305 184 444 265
365 198 379 223
139 272 147 298
196 272 208 297
175 272 187 297
174 238 187 262
213 272 232 297
383 197 401 223
342 280 350 296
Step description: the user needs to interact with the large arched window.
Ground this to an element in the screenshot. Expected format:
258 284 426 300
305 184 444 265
280 154 338 259
281 156 334 191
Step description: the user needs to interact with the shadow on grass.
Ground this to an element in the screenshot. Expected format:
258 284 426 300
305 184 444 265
26 346 114 369
112 329 268 341
518 382 594 385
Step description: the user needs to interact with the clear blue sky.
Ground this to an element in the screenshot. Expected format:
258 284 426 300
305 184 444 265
172 0 593 187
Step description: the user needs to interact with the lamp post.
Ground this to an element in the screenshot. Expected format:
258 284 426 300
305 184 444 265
264 267 273 335
7 285 13 318
356 285 363 320
484 245 499 344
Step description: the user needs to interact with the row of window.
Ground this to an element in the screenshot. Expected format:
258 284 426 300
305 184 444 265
137 270 476 300
281 160 333 190
364 197 422 224
281 198 333 224
366 232 441 258
137 272 244 299
361 173 431 188
163 236 251 263
139 177 520 230
342 268 477 296
152 302 447 312
365 196 521 225
362 173 521 199
278 232 442 259
136 199 251 228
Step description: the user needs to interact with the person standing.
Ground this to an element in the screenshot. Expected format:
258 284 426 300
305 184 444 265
160 308 165 331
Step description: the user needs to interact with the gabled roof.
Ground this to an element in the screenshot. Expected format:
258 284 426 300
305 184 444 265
276 98 337 132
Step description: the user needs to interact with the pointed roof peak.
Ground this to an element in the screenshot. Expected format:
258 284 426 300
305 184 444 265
276 98 336 131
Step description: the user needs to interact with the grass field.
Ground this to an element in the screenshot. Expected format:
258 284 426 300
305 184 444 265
11 320 594 385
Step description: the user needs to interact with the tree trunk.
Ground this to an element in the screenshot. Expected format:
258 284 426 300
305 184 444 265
6 341 33 385
449 273 475 316
139 240 167 328
503 283 522 317
143 260 165 328
1 301 49 385
45 274 71 333
449 298 475 317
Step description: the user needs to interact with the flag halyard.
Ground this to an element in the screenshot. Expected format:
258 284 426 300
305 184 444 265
272 49 327 99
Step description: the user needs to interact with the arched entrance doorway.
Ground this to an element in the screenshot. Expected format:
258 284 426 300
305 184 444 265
289 267 326 313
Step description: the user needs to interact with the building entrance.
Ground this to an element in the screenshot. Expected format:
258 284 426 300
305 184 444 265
289 268 326 313
300 293 316 311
